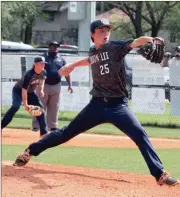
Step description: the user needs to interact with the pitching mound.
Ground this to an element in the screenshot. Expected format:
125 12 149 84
2 161 180 197
2 128 180 197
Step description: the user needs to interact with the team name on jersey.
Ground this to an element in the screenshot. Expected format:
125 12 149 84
90 52 109 64
31 79 40 84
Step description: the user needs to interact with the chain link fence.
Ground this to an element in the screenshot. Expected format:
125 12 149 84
1 49 180 128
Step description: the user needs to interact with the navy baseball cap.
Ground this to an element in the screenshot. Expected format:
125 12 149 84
49 41 60 47
34 56 47 64
90 19 113 32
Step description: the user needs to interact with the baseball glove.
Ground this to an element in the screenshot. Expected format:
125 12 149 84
137 37 165 63
28 105 44 116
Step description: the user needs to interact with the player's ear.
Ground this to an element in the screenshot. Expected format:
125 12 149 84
91 32 95 43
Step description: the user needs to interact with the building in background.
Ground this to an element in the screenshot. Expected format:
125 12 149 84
32 3 127 46
32 2 178 52
32 2 78 46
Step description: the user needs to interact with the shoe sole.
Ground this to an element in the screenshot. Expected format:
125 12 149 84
32 130 39 132
170 180 180 186
158 180 180 186
13 163 26 167
13 155 30 167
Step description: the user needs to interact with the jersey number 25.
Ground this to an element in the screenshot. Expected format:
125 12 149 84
100 64 109 75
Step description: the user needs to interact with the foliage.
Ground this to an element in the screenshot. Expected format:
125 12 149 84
98 2 179 38
164 3 180 42
96 2 115 15
1 1 46 43
1 2 18 40
1 2 180 44
142 1 178 37
113 22 135 40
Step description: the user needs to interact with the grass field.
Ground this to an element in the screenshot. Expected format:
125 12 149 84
5 117 180 139
2 105 180 128
2 105 180 179
2 145 180 178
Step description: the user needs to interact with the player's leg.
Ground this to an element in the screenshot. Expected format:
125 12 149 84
14 98 106 166
32 88 41 131
32 85 49 130
46 82 61 130
1 87 22 129
106 102 179 185
28 92 48 136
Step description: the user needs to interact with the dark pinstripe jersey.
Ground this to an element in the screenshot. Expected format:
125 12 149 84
88 40 133 98
14 68 47 93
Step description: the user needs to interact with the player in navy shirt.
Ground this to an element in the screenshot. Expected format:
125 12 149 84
14 19 179 186
32 41 73 131
1 56 48 137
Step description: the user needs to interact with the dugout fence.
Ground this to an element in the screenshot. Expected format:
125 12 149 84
1 49 180 128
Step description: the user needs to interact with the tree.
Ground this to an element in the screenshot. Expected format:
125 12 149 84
96 2 114 14
2 2 41 43
1 2 49 43
105 1 178 38
113 2 144 37
1 2 18 40
1 1 65 44
164 3 180 42
114 22 136 40
142 1 178 37
13 2 43 43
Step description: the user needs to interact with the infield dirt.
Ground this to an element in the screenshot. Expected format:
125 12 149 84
2 128 180 197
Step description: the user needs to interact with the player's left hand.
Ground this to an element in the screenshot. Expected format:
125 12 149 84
68 86 73 94
27 105 44 116
40 91 44 98
137 37 165 64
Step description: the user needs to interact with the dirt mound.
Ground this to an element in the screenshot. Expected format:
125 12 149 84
2 128 180 197
2 161 180 197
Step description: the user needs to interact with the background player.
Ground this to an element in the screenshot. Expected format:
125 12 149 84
14 19 179 186
32 41 73 132
1 56 48 137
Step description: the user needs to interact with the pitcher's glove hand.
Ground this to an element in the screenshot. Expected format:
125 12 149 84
137 37 165 63
28 105 44 116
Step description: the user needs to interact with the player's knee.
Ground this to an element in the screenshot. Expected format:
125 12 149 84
56 126 75 142
133 127 149 146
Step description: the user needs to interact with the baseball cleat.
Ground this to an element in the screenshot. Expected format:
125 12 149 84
157 171 180 186
32 128 39 132
13 149 32 167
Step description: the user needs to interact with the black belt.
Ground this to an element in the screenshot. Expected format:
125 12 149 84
93 97 126 103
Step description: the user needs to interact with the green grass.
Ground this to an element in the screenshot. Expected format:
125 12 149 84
2 102 180 128
5 118 180 139
2 145 180 178
2 104 180 139
2 105 180 128
1 106 78 120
